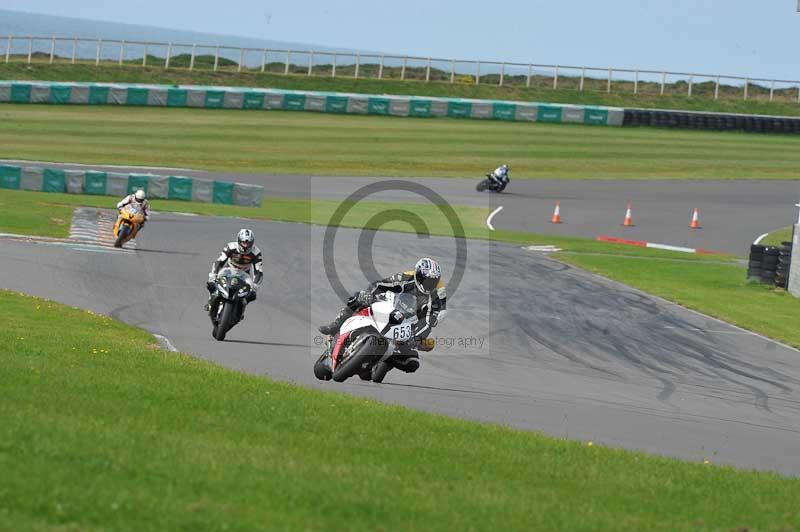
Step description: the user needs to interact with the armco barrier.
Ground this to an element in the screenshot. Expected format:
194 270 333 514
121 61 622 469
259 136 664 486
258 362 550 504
0 164 263 207
623 107 800 134
0 81 625 127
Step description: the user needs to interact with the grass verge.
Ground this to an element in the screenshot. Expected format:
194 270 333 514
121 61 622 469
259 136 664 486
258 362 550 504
3 289 800 531
761 226 795 247
3 104 800 178
4 62 800 117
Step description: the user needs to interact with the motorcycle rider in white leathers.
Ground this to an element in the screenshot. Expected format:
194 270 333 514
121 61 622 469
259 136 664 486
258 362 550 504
318 258 447 374
205 229 264 313
116 189 150 232
488 164 510 191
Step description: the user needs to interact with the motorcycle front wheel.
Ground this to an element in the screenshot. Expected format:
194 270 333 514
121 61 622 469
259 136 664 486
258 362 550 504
114 223 130 248
213 301 236 341
332 333 384 382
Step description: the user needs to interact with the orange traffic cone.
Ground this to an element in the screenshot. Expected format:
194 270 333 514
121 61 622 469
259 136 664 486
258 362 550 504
551 201 562 224
622 202 634 227
689 208 700 229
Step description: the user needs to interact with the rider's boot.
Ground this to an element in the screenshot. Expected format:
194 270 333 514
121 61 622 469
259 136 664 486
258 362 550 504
318 306 354 336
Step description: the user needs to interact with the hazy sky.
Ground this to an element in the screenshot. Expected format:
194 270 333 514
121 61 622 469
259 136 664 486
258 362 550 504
4 0 800 79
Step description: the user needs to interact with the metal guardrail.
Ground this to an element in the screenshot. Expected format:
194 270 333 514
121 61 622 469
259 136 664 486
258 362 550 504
3 34 800 103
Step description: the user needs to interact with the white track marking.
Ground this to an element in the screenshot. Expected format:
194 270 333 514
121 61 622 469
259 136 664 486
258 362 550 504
69 208 138 252
646 242 696 253
153 334 178 352
753 232 770 245
486 206 503 231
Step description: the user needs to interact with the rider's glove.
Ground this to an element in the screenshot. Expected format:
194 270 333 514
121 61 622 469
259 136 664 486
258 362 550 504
356 290 374 308
208 272 216 283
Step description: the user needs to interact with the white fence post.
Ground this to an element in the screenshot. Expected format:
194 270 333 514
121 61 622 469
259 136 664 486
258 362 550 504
527 64 532 88
213 45 219 71
400 56 406 80
26 37 32 64
425 57 431 82
688 74 693 97
660 71 666 96
143 43 148 67
49 36 55 64
95 38 101 66
499 62 505 86
378 54 384 79
579 67 585 91
238 48 244 72
308 51 314 76
71 37 77 64
450 59 455 84
743 78 749 100
476 60 480 84
714 76 720 99
770 80 775 102
332 53 337 77
634 70 639 94
607 67 612 93
189 44 196 70
165 42 172 69
285 50 290 75
354 53 360 79
261 49 267 73
553 65 559 90
119 40 125 65
797 85 800 103
4 35 11 63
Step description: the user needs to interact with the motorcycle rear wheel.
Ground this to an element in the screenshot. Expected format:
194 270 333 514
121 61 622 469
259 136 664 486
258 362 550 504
476 180 489 192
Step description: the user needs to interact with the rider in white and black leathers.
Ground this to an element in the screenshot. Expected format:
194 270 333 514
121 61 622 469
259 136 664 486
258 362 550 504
319 258 447 374
488 164 510 191
205 229 264 312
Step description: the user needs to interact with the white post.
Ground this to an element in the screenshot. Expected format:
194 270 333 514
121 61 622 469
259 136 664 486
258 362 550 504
527 64 532 88
118 40 125 65
553 65 559 90
770 80 775 102
285 50 290 75
688 74 693 97
378 54 384 79
95 38 101 66
71 37 77 64
261 49 267 73
238 48 244 72
354 53 360 79
660 71 666 96
49 36 55 64
580 67 585 91
744 78 749 100
714 76 720 100
165 42 172 69
607 67 612 93
331 53 337 77
797 85 800 103
633 70 639 94
400 56 406 80
425 57 431 82
213 45 219 71
143 43 148 67
27 37 32 64
308 50 313 76
5 35 11 63
476 61 480 84
189 44 196 70
450 59 455 84
499 62 505 86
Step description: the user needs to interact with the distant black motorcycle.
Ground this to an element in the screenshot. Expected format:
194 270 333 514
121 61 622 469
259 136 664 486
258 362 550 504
476 173 508 193
208 267 253 341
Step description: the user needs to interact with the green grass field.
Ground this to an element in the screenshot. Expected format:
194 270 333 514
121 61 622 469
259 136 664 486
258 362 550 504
3 104 800 178
2 289 800 531
761 225 795 247
4 62 800 117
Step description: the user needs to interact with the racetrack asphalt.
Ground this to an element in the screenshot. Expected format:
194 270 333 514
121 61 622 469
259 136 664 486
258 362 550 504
3 212 800 475
5 159 797 254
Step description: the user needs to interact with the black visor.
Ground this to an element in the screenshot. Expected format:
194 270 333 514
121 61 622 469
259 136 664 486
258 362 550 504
416 271 439 293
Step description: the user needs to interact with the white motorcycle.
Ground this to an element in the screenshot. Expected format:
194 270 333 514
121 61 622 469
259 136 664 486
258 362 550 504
314 291 419 383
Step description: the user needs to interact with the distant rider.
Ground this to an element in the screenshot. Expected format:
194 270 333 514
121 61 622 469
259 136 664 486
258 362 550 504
205 229 264 313
116 189 150 231
487 164 510 191
318 257 447 374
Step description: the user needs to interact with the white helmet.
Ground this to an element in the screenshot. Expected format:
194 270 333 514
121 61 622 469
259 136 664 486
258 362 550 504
237 228 255 253
414 257 441 294
134 189 146 202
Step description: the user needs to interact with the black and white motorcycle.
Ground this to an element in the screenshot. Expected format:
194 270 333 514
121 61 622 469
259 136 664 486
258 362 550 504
209 267 254 341
314 291 419 383
476 172 509 193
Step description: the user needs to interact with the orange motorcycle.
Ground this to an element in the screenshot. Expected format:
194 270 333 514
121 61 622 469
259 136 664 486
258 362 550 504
113 204 145 248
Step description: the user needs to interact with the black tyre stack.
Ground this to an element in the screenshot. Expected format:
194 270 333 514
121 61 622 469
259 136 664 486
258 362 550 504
760 246 780 285
747 244 764 282
775 241 793 289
